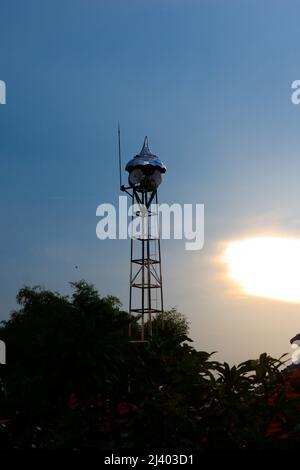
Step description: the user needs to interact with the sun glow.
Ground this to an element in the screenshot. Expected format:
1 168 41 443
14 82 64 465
223 237 300 304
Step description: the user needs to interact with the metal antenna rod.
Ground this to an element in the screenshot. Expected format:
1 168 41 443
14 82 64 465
118 123 122 190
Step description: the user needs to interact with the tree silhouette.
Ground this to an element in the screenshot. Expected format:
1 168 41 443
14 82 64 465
0 281 300 449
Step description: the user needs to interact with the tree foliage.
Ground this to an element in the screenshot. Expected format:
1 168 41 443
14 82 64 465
0 281 300 449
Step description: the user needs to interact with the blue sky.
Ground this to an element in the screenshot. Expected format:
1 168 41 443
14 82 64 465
2 0 300 363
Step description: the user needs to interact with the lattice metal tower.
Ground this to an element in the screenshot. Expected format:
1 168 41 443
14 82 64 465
120 135 166 341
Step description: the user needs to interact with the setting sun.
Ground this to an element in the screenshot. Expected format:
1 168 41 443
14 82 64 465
223 237 300 303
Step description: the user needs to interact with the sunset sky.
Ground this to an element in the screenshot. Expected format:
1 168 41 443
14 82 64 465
2 0 300 364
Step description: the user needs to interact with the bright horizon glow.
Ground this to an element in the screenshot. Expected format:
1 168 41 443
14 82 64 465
223 237 300 304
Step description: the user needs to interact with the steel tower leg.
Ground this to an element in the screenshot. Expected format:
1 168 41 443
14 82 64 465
128 189 164 341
